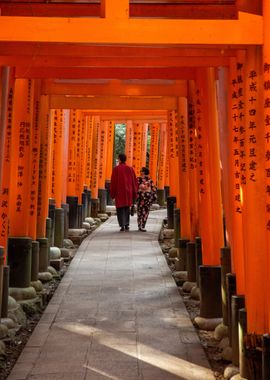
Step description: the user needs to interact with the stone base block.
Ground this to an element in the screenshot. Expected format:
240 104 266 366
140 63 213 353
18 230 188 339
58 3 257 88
194 316 223 331
50 258 64 271
9 286 37 302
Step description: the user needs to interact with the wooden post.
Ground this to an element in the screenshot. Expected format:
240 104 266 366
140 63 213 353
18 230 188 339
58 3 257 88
227 56 246 295
84 115 94 190
149 123 159 184
0 67 15 261
178 97 191 240
125 120 133 167
98 120 108 213
90 116 101 217
36 95 52 239
141 122 148 169
9 79 34 237
28 80 42 241
132 122 143 176
157 122 167 205
105 120 114 182
167 110 180 206
263 0 270 333
188 81 199 241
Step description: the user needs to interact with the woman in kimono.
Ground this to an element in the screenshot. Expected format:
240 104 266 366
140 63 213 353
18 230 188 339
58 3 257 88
136 167 157 232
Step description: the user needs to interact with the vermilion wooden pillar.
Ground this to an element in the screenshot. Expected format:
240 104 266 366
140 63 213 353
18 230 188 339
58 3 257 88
36 95 52 239
132 122 143 176
85 115 94 189
98 120 108 213
157 122 167 205
187 81 199 241
67 110 77 198
98 120 108 190
50 109 64 208
0 67 14 260
90 116 101 216
61 110 69 206
141 123 148 169
149 123 159 184
105 120 114 182
167 110 180 207
228 57 246 295
125 120 133 167
178 97 191 240
263 0 270 334
9 79 34 237
196 69 223 266
74 110 83 201
243 46 267 334
28 80 42 241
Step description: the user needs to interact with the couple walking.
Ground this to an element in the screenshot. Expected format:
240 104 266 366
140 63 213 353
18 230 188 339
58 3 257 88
110 153 157 232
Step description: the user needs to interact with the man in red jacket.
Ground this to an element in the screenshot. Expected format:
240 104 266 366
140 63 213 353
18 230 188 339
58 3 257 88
110 153 138 231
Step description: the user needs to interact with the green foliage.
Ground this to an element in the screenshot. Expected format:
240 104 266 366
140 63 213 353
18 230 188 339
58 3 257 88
114 124 126 164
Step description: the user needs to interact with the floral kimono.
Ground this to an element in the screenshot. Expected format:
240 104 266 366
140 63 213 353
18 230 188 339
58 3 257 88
136 175 157 230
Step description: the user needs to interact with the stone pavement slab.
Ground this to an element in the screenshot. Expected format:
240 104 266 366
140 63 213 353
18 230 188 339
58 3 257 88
8 210 215 380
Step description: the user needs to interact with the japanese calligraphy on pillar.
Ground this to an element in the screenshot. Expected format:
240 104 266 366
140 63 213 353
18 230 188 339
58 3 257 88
246 67 258 184
0 76 14 249
231 61 245 213
98 121 108 189
75 111 82 196
105 120 114 180
264 59 270 229
179 113 187 173
132 122 142 176
195 88 205 194
91 116 100 199
188 101 196 171
149 123 159 183
157 123 167 189
85 116 93 187
28 82 41 231
79 114 87 192
125 120 133 166
14 79 33 220
67 110 77 195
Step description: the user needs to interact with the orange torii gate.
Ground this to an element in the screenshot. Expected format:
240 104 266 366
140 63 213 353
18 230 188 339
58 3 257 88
1 0 270 375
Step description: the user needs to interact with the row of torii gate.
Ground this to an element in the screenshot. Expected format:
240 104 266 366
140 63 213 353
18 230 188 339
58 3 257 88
0 1 270 378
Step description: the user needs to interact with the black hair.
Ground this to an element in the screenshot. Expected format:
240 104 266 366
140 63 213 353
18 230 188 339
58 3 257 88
141 167 149 175
118 153 127 163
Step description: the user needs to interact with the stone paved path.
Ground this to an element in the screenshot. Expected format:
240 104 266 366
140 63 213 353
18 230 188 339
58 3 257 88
8 210 215 380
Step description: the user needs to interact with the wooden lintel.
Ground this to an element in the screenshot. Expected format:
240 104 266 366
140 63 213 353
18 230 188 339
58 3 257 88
15 67 196 80
42 80 187 97
49 95 177 110
0 55 230 68
0 42 238 57
0 12 262 45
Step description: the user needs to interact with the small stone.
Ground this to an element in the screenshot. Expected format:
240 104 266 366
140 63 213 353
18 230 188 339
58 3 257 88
190 286 200 300
85 217 95 225
68 228 87 237
163 229 175 239
50 246 61 259
1 318 17 329
38 272 53 282
214 322 229 341
0 324 8 339
47 266 58 276
182 281 197 293
173 271 188 280
194 316 223 331
9 287 37 301
168 247 178 258
63 238 75 248
224 364 239 379
222 346 233 362
219 337 230 349
0 341 5 355
231 375 242 380
8 296 18 310
97 213 109 221
94 218 101 223
30 280 43 292
82 222 91 230
60 247 70 258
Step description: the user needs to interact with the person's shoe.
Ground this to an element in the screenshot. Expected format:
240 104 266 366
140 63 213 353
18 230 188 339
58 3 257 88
125 225 129 231
120 227 125 231
139 227 146 232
